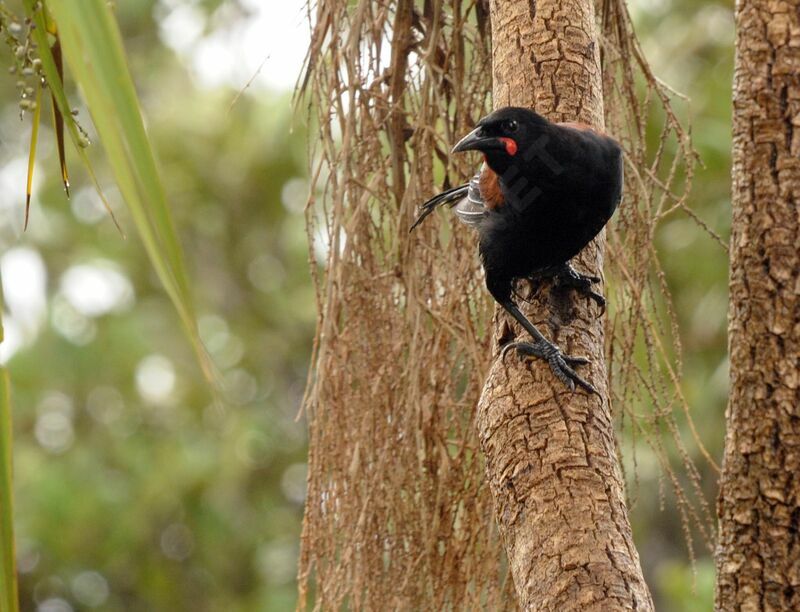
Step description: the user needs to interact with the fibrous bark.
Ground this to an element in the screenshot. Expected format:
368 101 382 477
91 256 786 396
475 1 653 609
297 2 510 609
715 1 800 610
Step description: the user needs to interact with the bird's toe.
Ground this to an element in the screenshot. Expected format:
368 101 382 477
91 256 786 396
500 339 596 394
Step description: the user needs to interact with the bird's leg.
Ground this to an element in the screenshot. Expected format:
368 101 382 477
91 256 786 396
498 299 597 394
550 262 606 313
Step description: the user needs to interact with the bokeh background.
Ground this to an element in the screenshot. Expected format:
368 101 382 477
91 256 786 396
0 0 731 610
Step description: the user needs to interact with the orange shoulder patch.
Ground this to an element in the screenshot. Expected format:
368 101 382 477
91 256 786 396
479 166 504 210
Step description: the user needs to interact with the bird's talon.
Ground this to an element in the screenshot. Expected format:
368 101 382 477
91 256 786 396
588 291 607 316
500 341 523 361
500 339 595 393
547 263 608 315
563 354 590 367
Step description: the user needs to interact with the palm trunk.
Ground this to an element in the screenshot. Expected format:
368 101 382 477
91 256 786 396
715 1 800 609
476 1 653 609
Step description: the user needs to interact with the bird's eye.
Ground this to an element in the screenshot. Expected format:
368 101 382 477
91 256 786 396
504 120 519 133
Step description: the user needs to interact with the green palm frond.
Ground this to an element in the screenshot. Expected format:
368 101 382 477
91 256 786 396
23 0 214 381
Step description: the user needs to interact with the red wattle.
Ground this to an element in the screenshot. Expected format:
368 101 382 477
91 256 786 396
499 137 518 156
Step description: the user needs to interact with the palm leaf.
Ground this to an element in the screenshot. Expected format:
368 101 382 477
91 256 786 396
0 288 18 612
23 3 120 233
24 83 42 230
23 0 214 382
49 36 70 198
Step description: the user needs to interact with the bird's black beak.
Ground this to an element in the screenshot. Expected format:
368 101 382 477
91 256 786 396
452 126 507 154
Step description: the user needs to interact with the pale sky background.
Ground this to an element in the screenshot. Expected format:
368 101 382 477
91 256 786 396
158 0 311 93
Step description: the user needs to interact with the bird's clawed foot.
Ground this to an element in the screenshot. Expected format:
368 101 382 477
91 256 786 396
501 339 597 394
553 263 606 314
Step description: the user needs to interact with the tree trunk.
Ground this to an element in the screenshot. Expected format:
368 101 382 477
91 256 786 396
715 1 800 610
475 1 653 609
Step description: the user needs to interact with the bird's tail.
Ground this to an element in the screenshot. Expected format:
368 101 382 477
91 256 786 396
409 184 469 232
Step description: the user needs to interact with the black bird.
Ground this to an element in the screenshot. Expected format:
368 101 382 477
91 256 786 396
410 107 623 393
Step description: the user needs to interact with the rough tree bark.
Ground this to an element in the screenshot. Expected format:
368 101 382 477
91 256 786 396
715 1 800 610
474 1 653 610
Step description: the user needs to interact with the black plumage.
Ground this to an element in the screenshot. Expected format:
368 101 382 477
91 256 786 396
411 107 623 392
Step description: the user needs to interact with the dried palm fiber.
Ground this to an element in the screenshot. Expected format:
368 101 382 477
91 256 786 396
297 0 720 609
600 0 720 567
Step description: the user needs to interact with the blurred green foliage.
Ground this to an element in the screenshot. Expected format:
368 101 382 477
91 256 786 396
628 1 732 609
0 0 731 610
2 1 313 609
